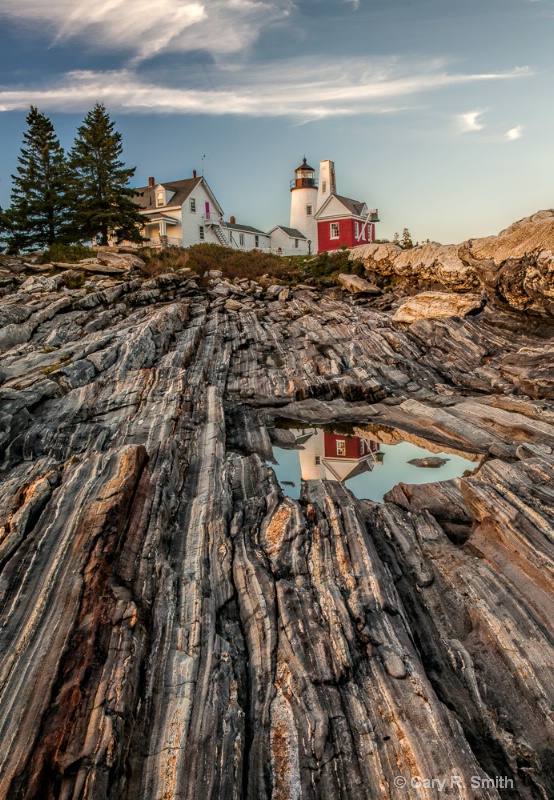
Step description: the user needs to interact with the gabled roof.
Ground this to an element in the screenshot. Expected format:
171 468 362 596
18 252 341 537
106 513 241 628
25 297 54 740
227 222 268 235
133 178 201 209
315 193 368 219
268 225 307 239
133 177 224 215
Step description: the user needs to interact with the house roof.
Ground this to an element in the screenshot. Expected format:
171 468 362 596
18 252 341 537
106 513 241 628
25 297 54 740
226 222 268 235
315 194 371 220
335 195 367 215
133 178 201 210
143 213 179 225
268 225 307 239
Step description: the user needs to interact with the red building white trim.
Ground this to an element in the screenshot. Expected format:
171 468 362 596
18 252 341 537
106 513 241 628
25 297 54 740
315 193 379 253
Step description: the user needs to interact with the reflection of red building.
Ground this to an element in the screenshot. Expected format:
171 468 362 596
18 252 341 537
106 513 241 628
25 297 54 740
293 428 382 483
324 432 380 460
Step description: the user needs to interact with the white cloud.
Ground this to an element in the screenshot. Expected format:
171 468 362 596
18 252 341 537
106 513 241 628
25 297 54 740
458 110 485 132
0 61 533 120
0 0 294 63
505 125 524 140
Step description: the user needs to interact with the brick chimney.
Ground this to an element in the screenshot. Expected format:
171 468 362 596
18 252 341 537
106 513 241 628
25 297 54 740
193 169 197 179
148 176 155 188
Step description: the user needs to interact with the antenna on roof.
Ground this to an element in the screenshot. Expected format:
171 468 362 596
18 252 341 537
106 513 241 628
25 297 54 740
201 155 207 177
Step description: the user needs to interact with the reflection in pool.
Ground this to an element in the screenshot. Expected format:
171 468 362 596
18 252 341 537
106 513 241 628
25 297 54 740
271 425 480 503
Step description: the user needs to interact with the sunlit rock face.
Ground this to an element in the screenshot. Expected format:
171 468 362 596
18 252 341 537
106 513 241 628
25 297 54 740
0 228 553 799
352 209 554 316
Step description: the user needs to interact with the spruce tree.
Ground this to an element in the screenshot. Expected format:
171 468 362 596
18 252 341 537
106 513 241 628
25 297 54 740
0 207 11 250
67 104 143 245
7 106 69 251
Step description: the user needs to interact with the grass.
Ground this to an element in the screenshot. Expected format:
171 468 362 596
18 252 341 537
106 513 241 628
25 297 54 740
136 242 369 290
138 243 304 283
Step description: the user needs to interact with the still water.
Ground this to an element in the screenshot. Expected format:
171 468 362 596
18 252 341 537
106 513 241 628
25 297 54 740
270 424 480 503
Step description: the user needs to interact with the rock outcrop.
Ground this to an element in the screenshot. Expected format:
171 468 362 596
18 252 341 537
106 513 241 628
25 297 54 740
352 209 554 316
0 233 553 799
393 291 483 322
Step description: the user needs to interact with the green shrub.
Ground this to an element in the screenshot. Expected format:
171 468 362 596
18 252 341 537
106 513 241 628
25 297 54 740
40 243 95 264
299 249 365 287
62 270 86 289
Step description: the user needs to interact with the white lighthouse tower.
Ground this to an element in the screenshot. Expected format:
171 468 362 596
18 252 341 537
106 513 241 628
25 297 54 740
290 157 318 252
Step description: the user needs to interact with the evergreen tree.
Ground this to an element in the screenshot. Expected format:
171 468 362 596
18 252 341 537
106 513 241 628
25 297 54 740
401 228 413 248
67 104 143 245
7 106 69 251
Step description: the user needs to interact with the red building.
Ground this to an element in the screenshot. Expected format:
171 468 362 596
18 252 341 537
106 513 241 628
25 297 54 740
315 194 379 253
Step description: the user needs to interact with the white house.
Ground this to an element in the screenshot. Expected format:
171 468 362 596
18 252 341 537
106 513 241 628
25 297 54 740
134 174 225 248
268 226 309 256
225 220 271 250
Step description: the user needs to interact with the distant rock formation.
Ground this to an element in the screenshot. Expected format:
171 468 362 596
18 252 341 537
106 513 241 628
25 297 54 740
351 209 554 316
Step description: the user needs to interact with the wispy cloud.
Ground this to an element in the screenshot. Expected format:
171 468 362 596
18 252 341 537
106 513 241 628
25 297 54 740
0 60 533 120
0 0 294 63
505 125 524 140
457 110 486 132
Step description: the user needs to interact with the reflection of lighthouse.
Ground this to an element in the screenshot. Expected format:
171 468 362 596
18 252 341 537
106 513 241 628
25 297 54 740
292 428 382 482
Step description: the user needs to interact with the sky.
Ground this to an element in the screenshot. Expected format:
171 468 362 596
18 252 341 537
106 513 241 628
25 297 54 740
0 0 553 243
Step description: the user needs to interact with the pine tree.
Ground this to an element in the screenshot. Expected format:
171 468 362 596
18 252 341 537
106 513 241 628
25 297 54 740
401 228 413 248
0 206 11 251
67 104 143 245
7 106 69 251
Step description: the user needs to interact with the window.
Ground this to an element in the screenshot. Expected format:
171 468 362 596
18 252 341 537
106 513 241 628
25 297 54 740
354 221 359 238
330 222 339 239
315 456 321 465
190 198 196 213
156 191 165 207
239 233 245 246
336 440 346 456
199 226 205 240
306 204 312 216
294 239 299 249
322 181 327 193
255 235 259 247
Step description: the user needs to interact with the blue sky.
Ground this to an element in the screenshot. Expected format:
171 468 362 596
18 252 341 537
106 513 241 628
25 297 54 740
0 0 553 243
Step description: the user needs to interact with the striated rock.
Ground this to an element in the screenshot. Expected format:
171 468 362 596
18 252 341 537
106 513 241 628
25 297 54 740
393 291 483 322
0 226 553 799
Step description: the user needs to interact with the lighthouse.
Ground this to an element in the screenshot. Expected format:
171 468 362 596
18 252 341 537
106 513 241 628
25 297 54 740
289 157 318 252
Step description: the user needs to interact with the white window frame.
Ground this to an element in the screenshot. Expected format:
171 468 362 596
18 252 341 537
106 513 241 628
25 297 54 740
156 191 165 208
199 225 205 240
294 239 299 249
330 222 339 239
306 204 312 216
255 235 259 247
336 440 346 456
239 233 245 247
190 198 196 213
